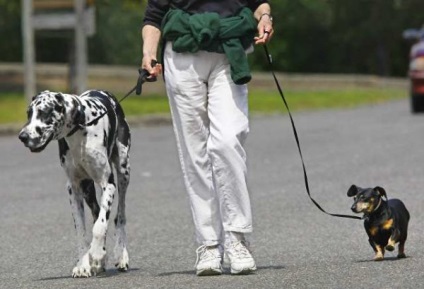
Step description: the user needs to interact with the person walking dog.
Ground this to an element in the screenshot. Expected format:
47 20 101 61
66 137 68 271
142 0 274 276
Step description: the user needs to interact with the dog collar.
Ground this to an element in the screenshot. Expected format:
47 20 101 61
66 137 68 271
373 198 382 212
66 123 84 137
361 198 383 221
66 97 86 137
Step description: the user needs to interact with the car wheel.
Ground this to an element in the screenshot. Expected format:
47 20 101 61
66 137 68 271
411 93 424 113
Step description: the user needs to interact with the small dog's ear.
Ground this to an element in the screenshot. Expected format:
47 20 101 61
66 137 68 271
374 186 387 199
347 185 359 197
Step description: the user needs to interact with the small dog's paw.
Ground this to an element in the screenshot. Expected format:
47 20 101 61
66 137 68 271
373 254 384 261
115 248 129 272
397 253 406 258
385 244 395 252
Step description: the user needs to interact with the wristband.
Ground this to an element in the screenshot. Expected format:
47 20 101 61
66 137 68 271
259 13 273 22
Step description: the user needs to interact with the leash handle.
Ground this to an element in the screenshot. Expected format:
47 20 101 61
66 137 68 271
136 60 158 95
263 45 362 220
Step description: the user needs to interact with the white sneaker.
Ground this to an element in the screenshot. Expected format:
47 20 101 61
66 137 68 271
225 241 257 275
195 245 223 276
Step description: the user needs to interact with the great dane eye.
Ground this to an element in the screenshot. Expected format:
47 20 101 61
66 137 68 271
37 107 54 120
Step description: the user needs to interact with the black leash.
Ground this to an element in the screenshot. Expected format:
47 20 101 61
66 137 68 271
84 63 157 127
263 45 361 220
67 62 157 137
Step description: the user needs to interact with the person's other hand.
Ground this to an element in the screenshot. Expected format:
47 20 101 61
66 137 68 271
254 14 274 45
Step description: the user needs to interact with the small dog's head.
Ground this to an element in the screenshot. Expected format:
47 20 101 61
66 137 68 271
347 185 387 215
18 91 66 152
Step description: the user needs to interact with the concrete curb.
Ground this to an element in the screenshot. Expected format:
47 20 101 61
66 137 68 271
0 123 23 137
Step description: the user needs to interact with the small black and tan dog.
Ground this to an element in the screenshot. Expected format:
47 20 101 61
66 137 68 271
347 185 410 261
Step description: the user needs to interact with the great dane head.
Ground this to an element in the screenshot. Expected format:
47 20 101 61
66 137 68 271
19 90 68 152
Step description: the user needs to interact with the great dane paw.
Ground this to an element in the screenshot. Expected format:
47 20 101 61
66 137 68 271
90 259 106 276
72 265 92 278
89 249 107 275
72 253 93 278
72 250 106 277
115 248 129 272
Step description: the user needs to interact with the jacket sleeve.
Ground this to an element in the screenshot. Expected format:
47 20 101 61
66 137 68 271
247 0 269 12
143 0 170 29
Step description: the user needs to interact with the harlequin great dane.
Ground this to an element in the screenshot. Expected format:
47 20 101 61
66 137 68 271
18 90 131 277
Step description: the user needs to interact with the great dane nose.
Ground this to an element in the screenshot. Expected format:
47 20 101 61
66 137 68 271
19 131 30 144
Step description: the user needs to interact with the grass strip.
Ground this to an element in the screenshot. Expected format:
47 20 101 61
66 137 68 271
0 87 407 125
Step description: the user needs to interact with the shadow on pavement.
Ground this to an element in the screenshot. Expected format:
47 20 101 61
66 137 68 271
35 268 140 281
355 256 411 263
156 265 285 277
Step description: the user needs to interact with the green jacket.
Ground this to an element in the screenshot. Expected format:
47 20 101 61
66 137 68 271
161 8 257 85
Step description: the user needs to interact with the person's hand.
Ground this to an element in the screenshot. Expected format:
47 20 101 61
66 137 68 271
254 13 274 45
141 56 162 78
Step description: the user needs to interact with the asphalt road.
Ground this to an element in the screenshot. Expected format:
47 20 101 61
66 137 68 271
1 99 424 289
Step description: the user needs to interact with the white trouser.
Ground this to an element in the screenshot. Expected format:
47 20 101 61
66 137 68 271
164 43 253 246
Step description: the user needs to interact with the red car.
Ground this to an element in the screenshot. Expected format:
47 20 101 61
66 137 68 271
404 29 424 112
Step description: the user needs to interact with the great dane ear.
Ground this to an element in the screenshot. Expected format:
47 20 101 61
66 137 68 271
31 91 42 101
374 186 387 199
70 98 85 126
347 184 359 197
54 93 65 113
54 93 64 103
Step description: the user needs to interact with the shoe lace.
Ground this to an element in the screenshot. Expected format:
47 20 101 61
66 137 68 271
228 241 252 258
195 245 220 267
